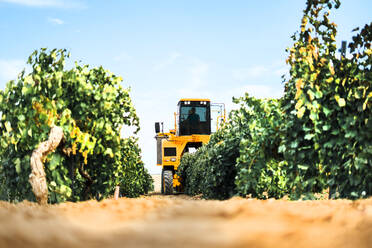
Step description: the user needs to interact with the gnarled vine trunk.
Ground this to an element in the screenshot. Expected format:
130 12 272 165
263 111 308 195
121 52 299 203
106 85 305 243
29 126 64 205
79 162 93 200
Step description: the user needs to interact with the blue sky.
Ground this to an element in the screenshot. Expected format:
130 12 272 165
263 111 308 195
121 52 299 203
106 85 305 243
0 0 371 173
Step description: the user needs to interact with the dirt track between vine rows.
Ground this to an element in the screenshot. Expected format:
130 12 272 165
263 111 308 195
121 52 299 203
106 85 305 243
1 191 372 248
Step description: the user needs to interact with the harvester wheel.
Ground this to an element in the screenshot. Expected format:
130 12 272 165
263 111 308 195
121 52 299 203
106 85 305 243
163 170 173 195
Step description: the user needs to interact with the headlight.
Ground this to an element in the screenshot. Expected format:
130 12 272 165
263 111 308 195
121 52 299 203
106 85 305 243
170 158 176 162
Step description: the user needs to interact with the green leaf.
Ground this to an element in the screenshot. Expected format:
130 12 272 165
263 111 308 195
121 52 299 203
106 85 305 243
18 114 25 122
104 148 114 158
323 107 332 117
304 133 314 140
278 144 286 153
309 112 318 121
315 90 323 99
49 154 61 170
298 164 309 171
322 125 331 131
307 90 315 101
290 141 298 149
27 128 33 137
331 129 339 135
14 158 21 174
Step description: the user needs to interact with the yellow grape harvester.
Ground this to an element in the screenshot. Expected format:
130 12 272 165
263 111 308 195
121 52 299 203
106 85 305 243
155 98 225 194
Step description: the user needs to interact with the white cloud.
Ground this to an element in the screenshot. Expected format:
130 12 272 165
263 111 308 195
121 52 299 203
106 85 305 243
0 0 85 8
228 84 284 100
0 59 25 86
188 59 209 88
232 62 291 82
113 51 132 62
232 66 269 81
274 66 288 76
175 88 212 100
48 17 64 25
152 52 181 72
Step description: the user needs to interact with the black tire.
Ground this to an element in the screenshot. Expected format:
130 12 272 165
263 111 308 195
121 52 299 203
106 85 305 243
163 170 173 195
161 169 164 194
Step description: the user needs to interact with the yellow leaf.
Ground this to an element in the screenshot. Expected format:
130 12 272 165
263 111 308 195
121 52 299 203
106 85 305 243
326 77 333 83
297 106 306 118
72 143 77 155
296 79 304 91
338 98 346 107
5 122 12 132
295 89 302 100
334 95 346 107
342 78 346 86
302 16 308 25
83 150 88 165
328 63 335 75
295 98 304 110
354 90 360 99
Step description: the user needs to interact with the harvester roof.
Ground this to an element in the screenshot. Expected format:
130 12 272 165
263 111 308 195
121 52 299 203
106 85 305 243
179 98 210 102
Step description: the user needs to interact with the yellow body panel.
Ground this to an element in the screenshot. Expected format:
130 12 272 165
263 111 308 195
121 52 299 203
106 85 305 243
157 133 210 170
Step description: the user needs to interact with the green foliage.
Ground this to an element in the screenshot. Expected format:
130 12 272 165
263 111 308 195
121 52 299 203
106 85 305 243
0 48 153 203
178 95 288 199
118 138 154 197
179 0 371 200
234 96 289 199
282 0 372 199
178 124 239 200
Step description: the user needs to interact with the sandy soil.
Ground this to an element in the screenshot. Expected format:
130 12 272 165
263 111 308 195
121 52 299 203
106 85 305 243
0 192 371 248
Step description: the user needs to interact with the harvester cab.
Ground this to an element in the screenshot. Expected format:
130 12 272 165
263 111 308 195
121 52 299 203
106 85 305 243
155 99 225 194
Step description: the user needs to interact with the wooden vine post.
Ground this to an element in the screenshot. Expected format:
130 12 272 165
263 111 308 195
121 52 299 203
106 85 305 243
29 126 64 204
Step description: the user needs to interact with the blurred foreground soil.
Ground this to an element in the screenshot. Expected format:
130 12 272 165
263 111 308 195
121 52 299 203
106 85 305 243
0 192 371 248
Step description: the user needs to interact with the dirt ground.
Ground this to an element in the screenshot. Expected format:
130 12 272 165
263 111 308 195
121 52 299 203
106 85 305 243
0 177 371 248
